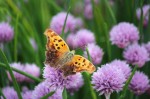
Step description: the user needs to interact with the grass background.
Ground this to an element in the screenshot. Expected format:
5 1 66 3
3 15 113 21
0 0 150 99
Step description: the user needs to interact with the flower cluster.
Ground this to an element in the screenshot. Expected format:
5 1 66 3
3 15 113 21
43 65 84 95
123 43 149 67
110 22 139 48
84 0 99 19
66 29 95 49
92 63 126 96
83 43 104 65
110 60 131 79
136 5 150 26
7 63 40 82
129 71 150 95
143 41 150 57
50 12 83 35
0 22 14 43
32 81 63 99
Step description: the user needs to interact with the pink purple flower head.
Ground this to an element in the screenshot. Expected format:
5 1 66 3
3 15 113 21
50 12 82 35
7 63 26 82
110 22 139 48
66 29 95 49
110 60 131 79
84 4 93 19
22 90 32 99
1 86 18 99
0 22 14 43
92 63 126 96
142 42 150 58
84 0 99 19
129 71 150 95
83 43 104 65
43 65 84 94
8 62 40 83
24 63 40 82
32 81 63 99
123 43 149 67
136 5 150 26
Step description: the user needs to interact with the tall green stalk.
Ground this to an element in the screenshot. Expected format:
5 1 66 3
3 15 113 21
0 49 22 99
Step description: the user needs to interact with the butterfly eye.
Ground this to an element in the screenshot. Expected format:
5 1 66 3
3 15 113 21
75 62 78 64
55 44 58 46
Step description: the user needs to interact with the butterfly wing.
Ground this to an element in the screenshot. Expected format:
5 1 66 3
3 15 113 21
61 55 96 76
44 29 70 67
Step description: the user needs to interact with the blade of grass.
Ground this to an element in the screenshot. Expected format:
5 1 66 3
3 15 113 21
0 62 42 83
103 0 117 24
119 65 138 99
83 48 97 99
40 91 55 99
14 14 19 62
0 49 22 99
138 0 144 43
104 23 111 61
63 88 67 99
0 88 6 99
61 0 71 39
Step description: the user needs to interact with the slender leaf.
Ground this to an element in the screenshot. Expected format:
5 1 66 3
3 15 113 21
63 88 67 99
0 62 42 83
40 91 55 99
0 49 22 99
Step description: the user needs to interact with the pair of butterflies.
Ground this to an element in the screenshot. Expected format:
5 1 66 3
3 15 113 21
44 29 95 76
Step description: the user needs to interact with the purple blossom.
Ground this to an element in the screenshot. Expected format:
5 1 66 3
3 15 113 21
129 71 150 95
1 87 18 99
50 12 79 35
7 63 40 82
22 90 32 99
123 43 149 67
0 22 14 43
32 81 63 99
43 65 84 94
110 22 139 48
84 4 93 19
74 17 83 29
110 60 131 79
7 63 26 82
83 43 104 65
92 64 126 96
84 0 99 19
143 41 150 56
66 29 95 49
136 5 150 26
24 63 40 82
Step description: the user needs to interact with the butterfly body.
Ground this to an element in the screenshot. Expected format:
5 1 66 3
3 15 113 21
44 29 96 76
55 50 75 67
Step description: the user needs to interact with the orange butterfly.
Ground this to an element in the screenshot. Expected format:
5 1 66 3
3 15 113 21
44 29 95 76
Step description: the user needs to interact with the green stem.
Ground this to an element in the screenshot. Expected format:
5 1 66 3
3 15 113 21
104 23 111 61
103 0 117 24
86 47 92 62
0 63 42 83
0 49 22 99
138 0 144 43
62 88 67 99
14 14 19 62
0 88 6 99
85 48 97 99
61 6 71 39
40 91 55 99
119 65 138 99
